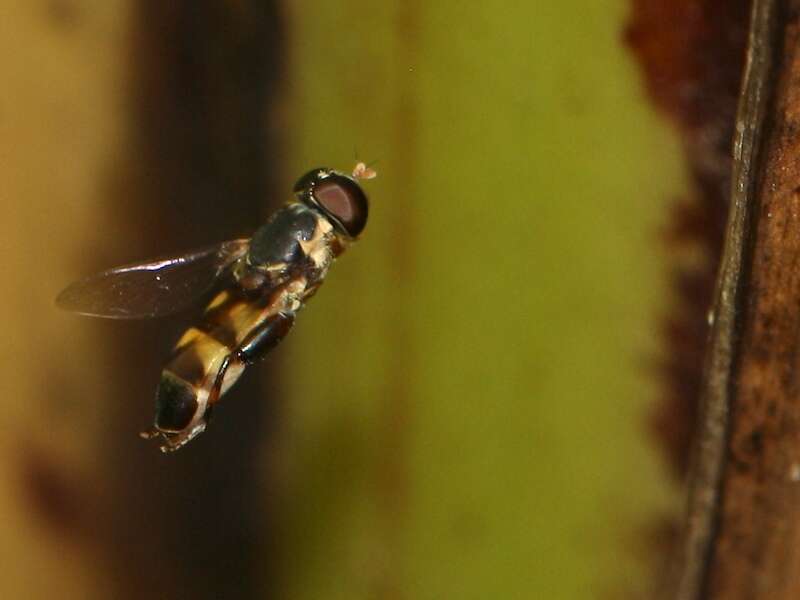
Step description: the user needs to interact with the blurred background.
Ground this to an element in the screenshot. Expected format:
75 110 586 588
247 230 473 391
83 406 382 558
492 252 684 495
0 1 689 598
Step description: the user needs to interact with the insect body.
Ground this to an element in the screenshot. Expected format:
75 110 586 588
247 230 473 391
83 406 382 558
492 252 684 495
57 165 373 452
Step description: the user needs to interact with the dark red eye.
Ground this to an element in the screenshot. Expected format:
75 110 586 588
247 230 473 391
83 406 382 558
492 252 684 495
313 175 369 238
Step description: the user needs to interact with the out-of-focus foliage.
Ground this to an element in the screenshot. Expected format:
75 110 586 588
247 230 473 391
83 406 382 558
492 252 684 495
275 2 682 599
1 1 683 599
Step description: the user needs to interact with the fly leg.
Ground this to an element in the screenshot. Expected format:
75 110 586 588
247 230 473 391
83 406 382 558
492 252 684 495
140 422 209 453
206 311 296 407
139 427 159 440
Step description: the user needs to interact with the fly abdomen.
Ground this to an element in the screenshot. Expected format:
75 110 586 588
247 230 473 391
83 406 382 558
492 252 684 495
147 273 312 452
154 371 198 432
148 290 258 447
153 333 227 436
239 311 295 362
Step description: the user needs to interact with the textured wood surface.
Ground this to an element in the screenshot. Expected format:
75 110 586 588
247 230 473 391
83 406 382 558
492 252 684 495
706 3 800 597
652 1 800 598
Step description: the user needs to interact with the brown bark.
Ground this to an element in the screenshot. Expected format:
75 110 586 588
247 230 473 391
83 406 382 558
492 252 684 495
707 2 800 596
674 1 800 597
624 3 751 592
625 0 750 482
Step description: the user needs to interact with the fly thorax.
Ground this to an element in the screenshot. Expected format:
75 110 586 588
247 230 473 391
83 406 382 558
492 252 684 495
298 215 336 278
233 260 270 291
280 277 310 312
249 203 319 267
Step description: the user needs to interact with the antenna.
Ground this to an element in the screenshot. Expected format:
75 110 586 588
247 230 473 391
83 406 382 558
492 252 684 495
352 162 377 180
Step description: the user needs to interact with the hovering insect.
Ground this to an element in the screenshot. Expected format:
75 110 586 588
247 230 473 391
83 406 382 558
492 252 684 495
57 163 376 452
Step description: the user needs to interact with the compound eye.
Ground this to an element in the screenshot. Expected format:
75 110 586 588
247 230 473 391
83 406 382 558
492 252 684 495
313 175 369 238
293 168 328 194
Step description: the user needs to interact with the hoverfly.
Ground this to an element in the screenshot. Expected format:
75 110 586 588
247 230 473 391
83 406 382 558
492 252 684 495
57 163 376 452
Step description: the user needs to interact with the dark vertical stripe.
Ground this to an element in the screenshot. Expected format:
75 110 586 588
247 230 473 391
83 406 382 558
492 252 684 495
102 4 285 600
375 5 420 600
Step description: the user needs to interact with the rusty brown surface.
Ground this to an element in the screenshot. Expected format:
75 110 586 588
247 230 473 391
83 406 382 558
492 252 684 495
706 4 800 597
625 0 751 482
627 0 800 596
625 1 754 597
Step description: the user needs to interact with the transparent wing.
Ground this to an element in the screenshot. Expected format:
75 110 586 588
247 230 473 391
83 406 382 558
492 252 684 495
56 239 250 319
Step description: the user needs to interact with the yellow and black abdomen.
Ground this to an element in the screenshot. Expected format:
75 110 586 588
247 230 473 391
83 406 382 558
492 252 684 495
153 290 265 433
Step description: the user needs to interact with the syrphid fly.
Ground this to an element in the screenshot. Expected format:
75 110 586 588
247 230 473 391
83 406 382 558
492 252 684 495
57 163 376 452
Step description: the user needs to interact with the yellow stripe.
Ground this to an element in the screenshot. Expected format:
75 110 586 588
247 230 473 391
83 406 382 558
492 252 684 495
205 290 231 312
174 327 205 352
167 331 229 386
